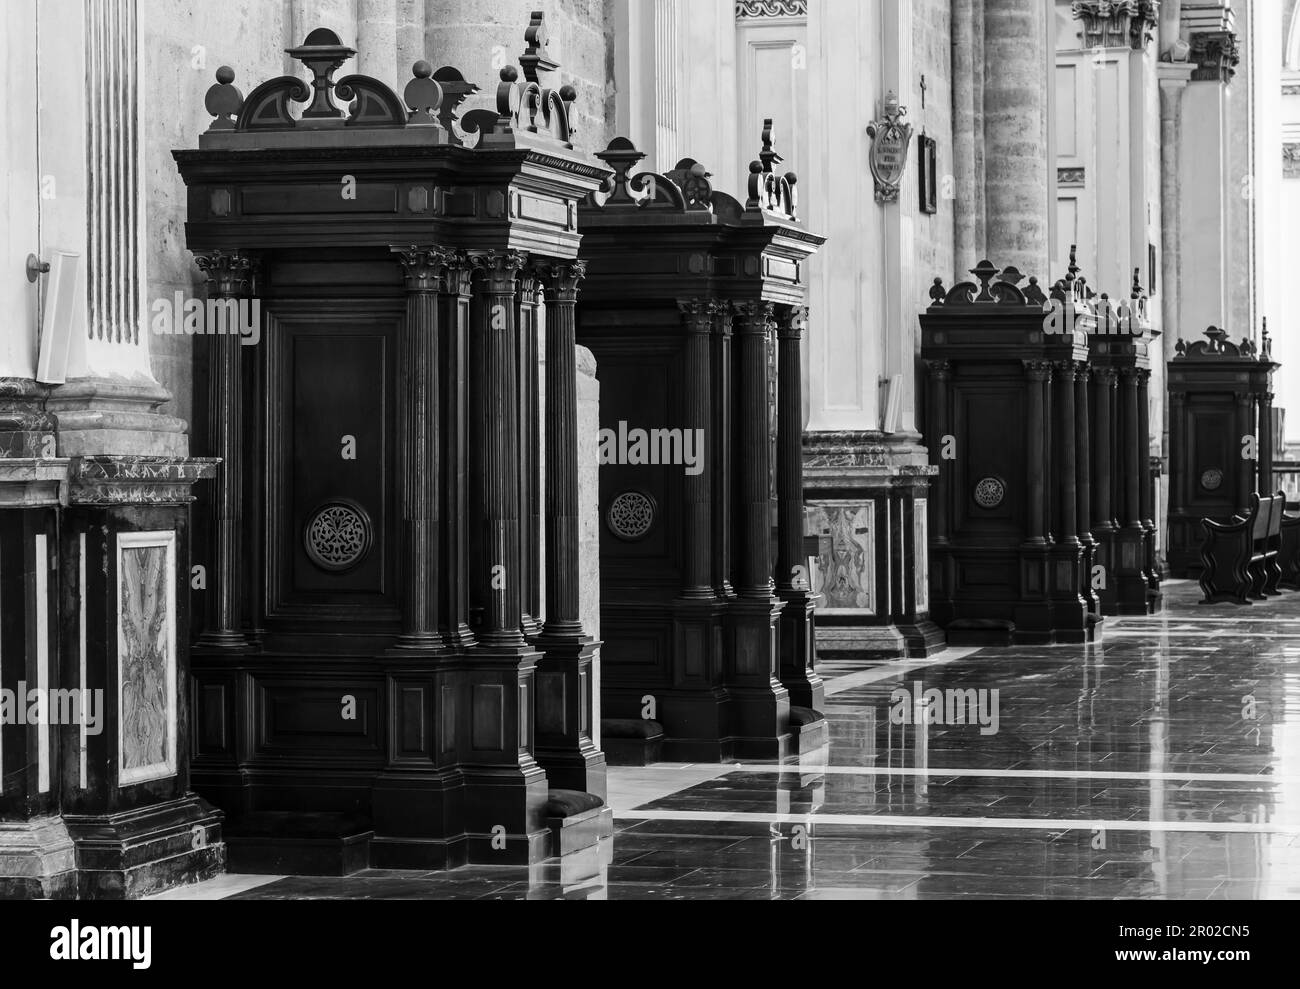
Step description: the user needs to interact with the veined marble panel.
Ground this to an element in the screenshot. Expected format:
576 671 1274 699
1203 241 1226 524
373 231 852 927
807 502 876 616
117 531 177 786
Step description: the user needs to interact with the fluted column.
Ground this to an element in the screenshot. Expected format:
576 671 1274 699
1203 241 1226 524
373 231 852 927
1024 361 1051 544
775 306 809 591
733 301 777 599
1236 390 1255 512
533 260 605 798
1137 368 1157 581
1122 369 1142 531
540 262 586 634
927 360 953 545
393 248 447 652
518 268 542 636
195 250 254 649
712 304 735 598
471 251 528 647
1093 370 1117 530
983 0 1051 277
679 300 715 600
1259 390 1275 495
441 257 475 647
1056 361 1079 544
1075 367 1093 539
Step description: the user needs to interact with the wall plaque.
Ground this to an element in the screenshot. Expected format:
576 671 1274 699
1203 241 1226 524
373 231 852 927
867 93 913 205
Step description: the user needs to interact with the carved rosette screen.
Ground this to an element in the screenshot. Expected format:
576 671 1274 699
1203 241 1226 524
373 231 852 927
117 531 177 786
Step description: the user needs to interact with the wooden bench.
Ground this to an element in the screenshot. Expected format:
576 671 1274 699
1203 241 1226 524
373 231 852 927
1199 493 1286 605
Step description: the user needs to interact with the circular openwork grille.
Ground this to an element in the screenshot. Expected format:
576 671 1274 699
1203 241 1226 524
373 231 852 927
304 501 373 572
1200 468 1225 493
607 491 657 541
973 476 1006 510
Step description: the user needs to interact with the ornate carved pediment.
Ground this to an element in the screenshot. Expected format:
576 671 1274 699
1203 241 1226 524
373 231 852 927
1071 0 1160 51
1173 326 1261 361
200 14 578 152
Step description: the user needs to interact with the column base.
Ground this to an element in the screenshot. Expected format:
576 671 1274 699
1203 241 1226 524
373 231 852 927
533 634 608 800
46 377 189 457
777 590 825 709
0 818 78 900
63 795 225 900
725 598 794 762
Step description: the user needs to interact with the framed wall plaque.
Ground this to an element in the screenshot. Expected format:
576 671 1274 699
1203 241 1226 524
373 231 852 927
918 134 938 215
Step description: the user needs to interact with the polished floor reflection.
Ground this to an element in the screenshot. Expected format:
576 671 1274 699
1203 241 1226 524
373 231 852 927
155 581 1300 900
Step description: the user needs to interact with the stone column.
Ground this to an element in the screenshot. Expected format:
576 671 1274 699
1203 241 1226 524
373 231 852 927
392 248 446 653
194 251 254 650
1158 65 1195 359
983 0 1051 278
534 261 605 800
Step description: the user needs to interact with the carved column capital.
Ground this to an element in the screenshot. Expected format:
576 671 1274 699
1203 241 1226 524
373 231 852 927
395 246 456 293
470 249 529 294
926 360 953 381
1071 0 1160 51
1190 30 1239 82
539 260 587 302
194 250 256 298
1023 360 1054 382
776 305 810 340
731 300 775 334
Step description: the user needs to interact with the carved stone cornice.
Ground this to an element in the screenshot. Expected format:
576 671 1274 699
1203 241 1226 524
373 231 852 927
1071 0 1160 51
1189 30 1240 83
735 0 807 18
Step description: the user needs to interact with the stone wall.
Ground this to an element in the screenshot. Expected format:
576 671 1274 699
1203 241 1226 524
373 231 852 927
913 0 956 288
423 0 615 156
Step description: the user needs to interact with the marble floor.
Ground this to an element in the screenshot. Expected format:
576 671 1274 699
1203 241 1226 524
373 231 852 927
153 581 1300 900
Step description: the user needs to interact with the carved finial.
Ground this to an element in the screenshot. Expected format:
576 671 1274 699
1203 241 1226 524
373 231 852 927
520 10 558 84
1262 317 1273 361
431 66 480 137
999 265 1025 286
1024 276 1048 306
204 66 244 132
1066 244 1080 284
760 119 783 174
1131 267 1145 299
405 61 445 127
930 278 948 304
595 137 649 205
285 28 357 119
971 260 999 301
